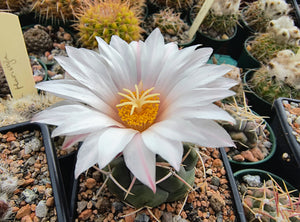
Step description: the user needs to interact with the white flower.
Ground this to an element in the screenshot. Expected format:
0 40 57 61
32 28 236 193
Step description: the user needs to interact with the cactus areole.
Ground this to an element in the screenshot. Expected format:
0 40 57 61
32 28 237 207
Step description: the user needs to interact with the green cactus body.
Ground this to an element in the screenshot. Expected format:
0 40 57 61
31 0 81 23
249 69 300 104
150 0 194 11
105 143 198 208
249 33 300 64
74 0 142 49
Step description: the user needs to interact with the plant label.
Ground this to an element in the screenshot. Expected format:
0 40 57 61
188 0 214 40
0 12 37 99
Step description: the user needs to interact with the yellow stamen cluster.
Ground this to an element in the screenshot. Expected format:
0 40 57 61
116 84 160 131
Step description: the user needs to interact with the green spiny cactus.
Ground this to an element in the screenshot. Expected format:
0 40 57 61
150 0 194 11
192 0 240 38
145 8 190 44
248 16 300 64
242 0 291 33
102 143 198 208
31 0 81 23
74 0 143 49
220 97 273 162
240 174 300 221
248 50 300 104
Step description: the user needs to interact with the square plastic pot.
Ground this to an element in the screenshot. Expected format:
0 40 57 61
0 121 70 222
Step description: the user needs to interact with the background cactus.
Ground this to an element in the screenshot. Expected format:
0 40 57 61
220 100 274 162
238 173 300 221
248 50 300 104
242 0 291 33
248 16 300 63
73 0 143 49
0 93 62 127
104 143 198 208
30 0 81 23
149 0 194 12
191 0 240 39
0 0 25 12
0 63 10 99
144 8 190 44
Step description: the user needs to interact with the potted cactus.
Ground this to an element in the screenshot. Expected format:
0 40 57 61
238 16 300 68
234 168 300 221
240 0 291 33
148 0 194 13
219 97 276 170
73 0 143 49
143 8 195 46
190 0 240 52
243 49 300 117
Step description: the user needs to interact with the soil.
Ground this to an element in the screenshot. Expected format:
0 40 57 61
0 128 57 221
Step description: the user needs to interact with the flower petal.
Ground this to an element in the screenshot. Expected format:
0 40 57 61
97 127 137 169
62 134 88 150
123 134 156 192
75 132 103 178
142 130 183 171
35 80 117 117
165 104 236 124
151 118 235 148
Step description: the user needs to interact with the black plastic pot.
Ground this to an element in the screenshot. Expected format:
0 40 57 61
271 98 300 167
242 69 273 120
0 121 70 222
196 26 237 55
237 36 261 70
67 147 246 221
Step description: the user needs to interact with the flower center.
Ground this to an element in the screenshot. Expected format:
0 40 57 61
116 83 160 131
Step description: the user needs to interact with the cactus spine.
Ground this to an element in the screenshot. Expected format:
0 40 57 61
101 143 198 208
74 0 143 49
248 50 300 104
31 0 81 23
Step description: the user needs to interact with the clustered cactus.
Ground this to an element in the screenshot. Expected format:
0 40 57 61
73 0 143 49
240 174 300 221
248 50 300 104
99 143 198 208
144 8 190 44
248 16 300 63
192 0 240 39
30 0 82 23
220 98 273 162
242 0 291 33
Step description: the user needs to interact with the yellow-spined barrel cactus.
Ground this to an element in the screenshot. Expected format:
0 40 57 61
242 0 291 33
74 0 143 49
248 16 300 63
106 143 198 208
150 0 194 11
30 0 81 23
248 50 300 104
